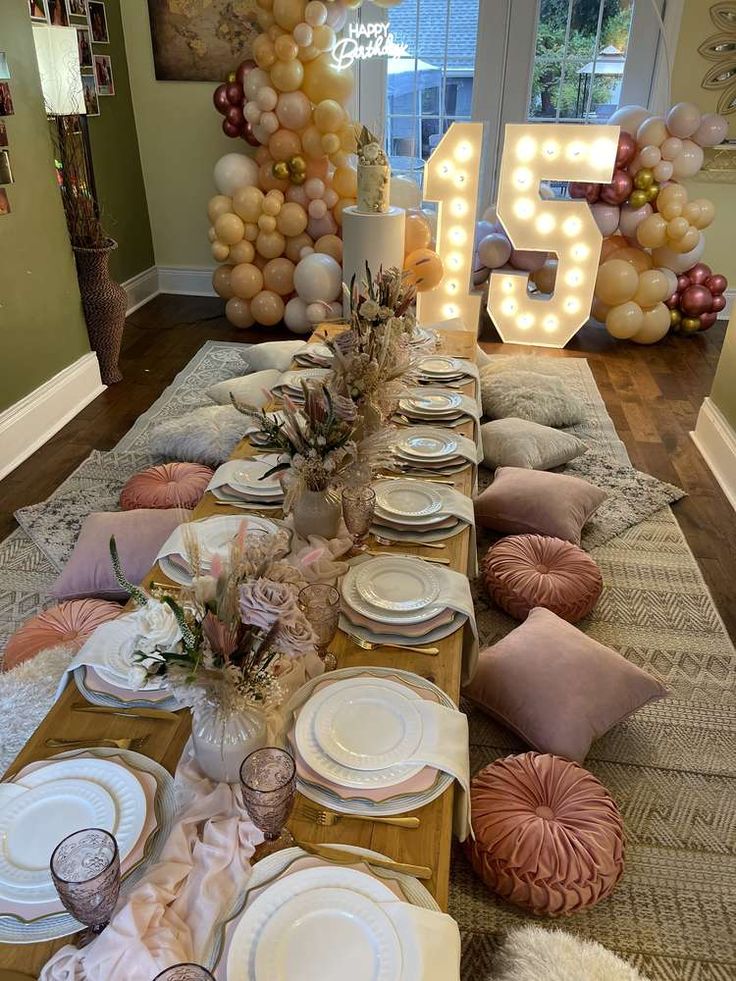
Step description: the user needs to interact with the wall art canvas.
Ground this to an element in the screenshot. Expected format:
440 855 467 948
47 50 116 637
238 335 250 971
0 189 11 215
0 150 13 185
82 74 99 115
0 122 7 148
47 0 69 26
77 28 93 69
0 84 14 117
87 1 109 43
94 54 114 96
68 0 87 14
147 0 259 82
0 53 10 81
29 0 48 21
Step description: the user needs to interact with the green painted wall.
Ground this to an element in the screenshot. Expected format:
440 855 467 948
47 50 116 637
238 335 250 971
85 0 154 283
0 2 90 412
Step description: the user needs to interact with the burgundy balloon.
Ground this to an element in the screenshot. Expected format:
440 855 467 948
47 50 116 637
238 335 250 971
699 312 718 330
680 284 713 317
226 105 244 126
242 120 260 147
569 181 600 203
706 273 727 296
600 170 633 205
664 292 680 310
711 293 727 313
616 132 637 168
235 59 257 89
226 82 244 106
222 118 241 138
213 84 229 115
676 274 691 293
688 262 712 285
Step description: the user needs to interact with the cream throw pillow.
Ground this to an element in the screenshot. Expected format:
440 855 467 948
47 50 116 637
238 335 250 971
481 418 586 470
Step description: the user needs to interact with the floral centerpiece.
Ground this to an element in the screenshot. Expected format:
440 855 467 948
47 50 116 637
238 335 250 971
109 525 320 781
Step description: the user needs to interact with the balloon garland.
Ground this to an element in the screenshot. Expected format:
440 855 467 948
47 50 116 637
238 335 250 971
476 102 728 344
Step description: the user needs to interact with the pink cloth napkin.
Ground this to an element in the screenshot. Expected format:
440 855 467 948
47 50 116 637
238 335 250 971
40 751 262 981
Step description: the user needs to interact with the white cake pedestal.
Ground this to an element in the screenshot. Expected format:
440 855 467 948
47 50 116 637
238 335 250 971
342 206 406 315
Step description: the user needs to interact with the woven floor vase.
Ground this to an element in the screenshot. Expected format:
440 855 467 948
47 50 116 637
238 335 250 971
74 238 126 384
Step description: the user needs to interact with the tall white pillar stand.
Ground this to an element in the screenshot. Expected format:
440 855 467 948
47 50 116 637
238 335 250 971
342 206 406 315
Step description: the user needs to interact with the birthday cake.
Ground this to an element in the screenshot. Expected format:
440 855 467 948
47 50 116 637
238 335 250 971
356 126 390 214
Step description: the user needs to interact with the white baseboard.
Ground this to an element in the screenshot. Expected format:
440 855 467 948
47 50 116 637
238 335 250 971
157 266 216 297
723 288 734 320
0 353 105 481
123 265 159 315
691 396 736 512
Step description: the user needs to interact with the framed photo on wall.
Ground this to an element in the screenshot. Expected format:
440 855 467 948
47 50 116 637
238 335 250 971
87 2 109 43
68 0 87 14
0 122 7 148
93 54 114 96
0 189 11 215
0 150 13 185
46 0 69 27
0 84 14 117
77 27 93 70
29 1 48 21
82 74 99 116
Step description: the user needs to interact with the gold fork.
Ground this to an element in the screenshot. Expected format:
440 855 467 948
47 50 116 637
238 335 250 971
299 804 419 829
366 549 450 565
44 737 148 750
373 535 446 550
345 633 439 656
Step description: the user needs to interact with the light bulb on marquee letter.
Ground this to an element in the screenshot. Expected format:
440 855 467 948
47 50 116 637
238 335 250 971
416 122 484 326
488 123 618 347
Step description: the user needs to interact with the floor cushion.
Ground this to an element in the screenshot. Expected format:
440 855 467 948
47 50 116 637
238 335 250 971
480 369 585 427
120 462 214 511
462 608 667 762
480 418 586 471
239 340 307 372
492 925 650 981
474 467 607 546
206 368 283 408
3 599 122 671
483 535 603 623
465 752 625 916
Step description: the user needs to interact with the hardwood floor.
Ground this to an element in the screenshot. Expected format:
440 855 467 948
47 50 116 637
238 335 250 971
1 295 734 640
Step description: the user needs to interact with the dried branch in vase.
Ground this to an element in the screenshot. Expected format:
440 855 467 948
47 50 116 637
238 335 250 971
51 116 107 250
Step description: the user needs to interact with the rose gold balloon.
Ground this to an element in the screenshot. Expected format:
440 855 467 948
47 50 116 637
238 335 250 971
699 311 718 329
665 291 680 310
711 294 727 313
600 170 633 206
706 274 727 296
680 284 713 316
616 131 637 168
404 248 444 292
568 181 600 203
226 296 255 329
212 265 235 299
251 289 285 325
688 262 712 285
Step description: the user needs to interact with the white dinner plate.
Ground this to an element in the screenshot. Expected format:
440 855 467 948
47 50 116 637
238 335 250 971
399 390 463 414
341 569 445 625
417 356 463 377
396 431 459 460
228 460 284 495
374 480 442 519
279 368 330 389
0 780 115 893
254 887 401 981
226 865 403 981
307 679 423 771
158 515 278 586
354 556 440 612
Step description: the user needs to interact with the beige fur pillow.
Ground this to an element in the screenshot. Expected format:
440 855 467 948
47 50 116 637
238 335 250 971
480 368 585 427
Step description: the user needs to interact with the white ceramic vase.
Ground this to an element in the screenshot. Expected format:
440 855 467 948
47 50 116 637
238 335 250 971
292 488 341 540
191 700 267 784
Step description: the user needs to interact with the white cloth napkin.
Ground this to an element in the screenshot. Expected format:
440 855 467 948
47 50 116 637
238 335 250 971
207 456 283 494
384 901 462 978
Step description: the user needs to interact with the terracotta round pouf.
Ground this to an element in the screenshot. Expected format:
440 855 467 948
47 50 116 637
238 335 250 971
3 599 123 672
120 462 214 511
482 534 603 623
465 752 624 916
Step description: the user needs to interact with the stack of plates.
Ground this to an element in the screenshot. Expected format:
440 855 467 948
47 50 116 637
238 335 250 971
157 515 279 586
340 555 466 651
293 343 333 368
271 368 330 403
391 428 468 475
398 388 466 424
371 480 463 543
248 411 285 449
288 666 455 817
210 457 285 509
416 356 467 385
410 326 439 349
0 748 174 944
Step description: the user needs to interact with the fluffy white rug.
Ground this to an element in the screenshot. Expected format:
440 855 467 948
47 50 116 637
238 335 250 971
492 926 649 981
0 644 73 773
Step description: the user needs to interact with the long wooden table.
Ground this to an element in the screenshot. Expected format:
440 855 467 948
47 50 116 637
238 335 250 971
0 326 477 974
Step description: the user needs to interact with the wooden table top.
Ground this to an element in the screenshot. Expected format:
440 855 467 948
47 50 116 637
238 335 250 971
0 326 478 973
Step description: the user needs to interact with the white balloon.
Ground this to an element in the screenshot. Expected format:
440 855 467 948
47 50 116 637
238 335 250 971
390 176 422 209
284 296 312 334
293 252 342 303
213 153 260 197
692 112 728 148
618 203 652 240
657 267 678 298
607 104 650 135
665 101 702 140
474 220 497 245
671 140 704 179
591 202 621 237
652 234 705 274
482 205 498 224
244 67 270 102
306 301 329 324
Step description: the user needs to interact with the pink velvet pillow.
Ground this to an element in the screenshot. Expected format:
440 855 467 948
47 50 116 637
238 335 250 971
3 599 122 672
474 467 606 545
465 751 624 916
463 607 666 762
52 508 191 601
483 534 603 623
120 462 214 511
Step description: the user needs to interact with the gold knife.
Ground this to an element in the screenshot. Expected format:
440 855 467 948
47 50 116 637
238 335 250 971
299 842 432 880
72 704 180 721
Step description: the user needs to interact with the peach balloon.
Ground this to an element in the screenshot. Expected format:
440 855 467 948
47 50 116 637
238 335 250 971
259 161 289 192
332 165 358 198
304 0 327 25
256 229 286 259
302 125 326 159
212 265 235 299
251 288 285 325
285 231 314 262
691 198 715 229
667 216 689 240
232 185 264 224
633 269 669 307
226 297 255 329
276 201 308 236
660 136 683 161
652 160 673 183
307 212 338 238
606 301 644 339
618 203 652 240
636 212 668 249
652 234 705 274
212 241 230 262
657 183 687 219
314 99 345 133
333 198 354 226
632 302 671 344
214 213 245 246
638 145 661 168
274 34 298 60
404 248 444 292
230 262 264 299
270 58 304 92
600 235 628 262
670 226 700 253
532 258 558 294
595 259 639 305
305 156 329 180
321 133 340 155
273 0 305 31
255 145 272 166
312 24 335 51
302 54 353 105
615 246 653 273
244 222 259 242
275 91 312 130
253 34 276 69
258 214 277 233
269 128 302 162
404 211 432 254
208 226 217 243
590 296 611 322
315 233 343 263
229 239 256 264
208 195 233 224
263 256 295 294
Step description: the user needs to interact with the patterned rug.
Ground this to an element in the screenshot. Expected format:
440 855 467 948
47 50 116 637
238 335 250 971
454 359 736 981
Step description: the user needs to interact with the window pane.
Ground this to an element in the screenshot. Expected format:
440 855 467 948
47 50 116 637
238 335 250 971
386 0 479 163
528 0 634 121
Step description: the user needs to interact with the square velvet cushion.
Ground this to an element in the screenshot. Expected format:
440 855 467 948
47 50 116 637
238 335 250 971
480 418 587 471
463 608 667 762
474 467 606 545
52 508 191 601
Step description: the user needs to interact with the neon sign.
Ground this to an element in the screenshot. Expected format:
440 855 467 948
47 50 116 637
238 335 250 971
331 22 409 71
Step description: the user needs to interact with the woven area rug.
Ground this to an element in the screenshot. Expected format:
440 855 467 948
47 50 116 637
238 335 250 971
455 357 736 981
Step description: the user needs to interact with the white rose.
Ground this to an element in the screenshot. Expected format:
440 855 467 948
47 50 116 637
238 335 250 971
136 601 182 653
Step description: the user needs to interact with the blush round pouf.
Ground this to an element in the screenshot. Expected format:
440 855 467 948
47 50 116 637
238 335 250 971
465 752 624 916
482 534 603 623
120 462 214 511
3 599 123 672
